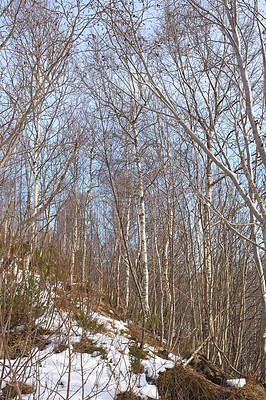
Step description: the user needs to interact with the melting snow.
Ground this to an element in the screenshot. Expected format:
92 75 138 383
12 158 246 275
1 308 176 399
227 378 246 388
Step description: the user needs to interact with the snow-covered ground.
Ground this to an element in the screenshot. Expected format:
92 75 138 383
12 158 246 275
0 308 177 399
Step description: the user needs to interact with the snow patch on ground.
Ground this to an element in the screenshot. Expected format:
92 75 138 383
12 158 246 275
227 378 246 388
1 309 175 399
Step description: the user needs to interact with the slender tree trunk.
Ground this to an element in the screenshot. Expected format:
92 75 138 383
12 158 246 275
124 204 131 311
25 65 41 271
133 122 149 319
33 66 41 252
234 258 247 371
203 131 214 354
82 190 90 284
179 200 197 349
63 209 67 254
154 233 165 344
223 230 230 355
116 242 121 309
167 207 175 350
69 168 78 288
162 239 171 306
124 137 131 312
40 203 52 258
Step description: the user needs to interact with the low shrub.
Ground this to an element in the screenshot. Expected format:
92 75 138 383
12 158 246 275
1 273 49 329
74 309 106 333
128 343 148 375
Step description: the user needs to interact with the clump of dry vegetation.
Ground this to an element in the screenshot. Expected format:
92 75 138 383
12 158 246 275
0 327 52 359
0 382 35 400
72 338 107 358
53 343 69 353
157 365 266 400
115 391 142 400
0 332 32 359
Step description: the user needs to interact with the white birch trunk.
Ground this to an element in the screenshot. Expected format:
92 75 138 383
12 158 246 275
154 234 165 344
69 171 78 288
32 67 41 252
40 203 52 258
116 244 121 309
162 239 171 305
133 123 149 318
124 204 131 310
166 207 175 350
82 190 90 284
124 137 131 311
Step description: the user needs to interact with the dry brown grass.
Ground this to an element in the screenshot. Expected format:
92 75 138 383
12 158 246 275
127 323 143 342
55 294 72 311
0 327 52 359
115 391 142 400
72 338 107 358
127 322 166 354
0 382 35 400
54 343 69 353
240 380 266 400
96 300 124 322
0 332 32 359
157 365 266 400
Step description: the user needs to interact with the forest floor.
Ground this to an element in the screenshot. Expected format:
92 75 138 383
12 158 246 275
1 282 264 400
0 298 177 399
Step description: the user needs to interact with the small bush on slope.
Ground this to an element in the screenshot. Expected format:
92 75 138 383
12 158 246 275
128 343 148 374
1 273 48 329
